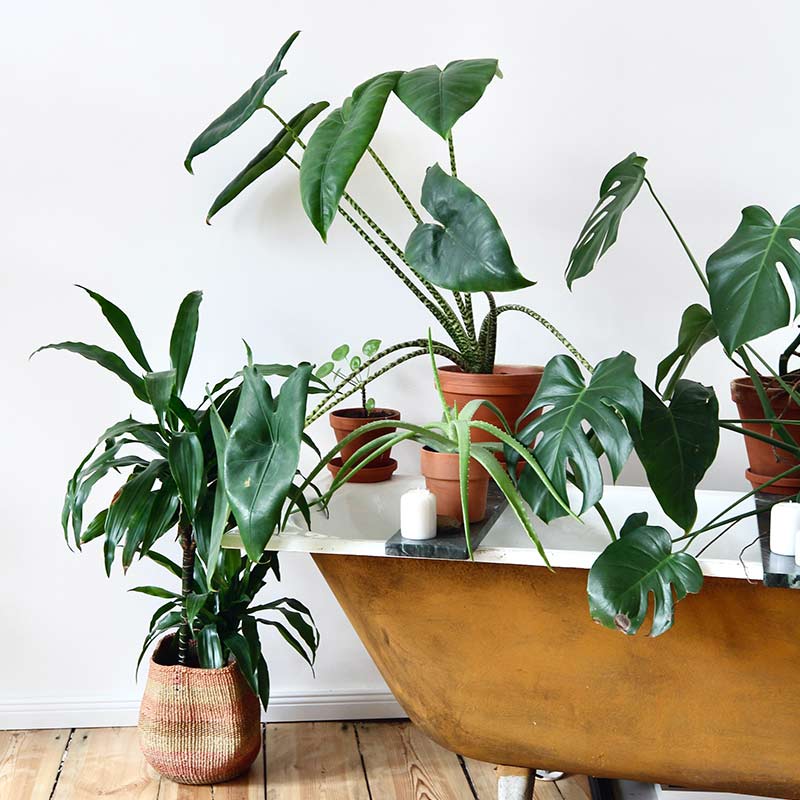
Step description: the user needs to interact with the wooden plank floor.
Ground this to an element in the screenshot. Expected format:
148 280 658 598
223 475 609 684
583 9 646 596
0 722 592 800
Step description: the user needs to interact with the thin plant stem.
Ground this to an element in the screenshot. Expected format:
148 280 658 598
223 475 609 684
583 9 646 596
447 132 457 177
366 146 422 223
594 500 616 542
719 421 800 456
495 304 594 373
644 178 709 291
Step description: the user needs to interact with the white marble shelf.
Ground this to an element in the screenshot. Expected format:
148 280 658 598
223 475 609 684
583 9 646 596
222 474 762 581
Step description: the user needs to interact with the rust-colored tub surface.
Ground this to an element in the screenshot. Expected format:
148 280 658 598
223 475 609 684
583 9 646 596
313 553 800 799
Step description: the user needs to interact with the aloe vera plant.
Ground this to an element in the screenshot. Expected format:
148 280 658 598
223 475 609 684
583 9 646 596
33 288 319 705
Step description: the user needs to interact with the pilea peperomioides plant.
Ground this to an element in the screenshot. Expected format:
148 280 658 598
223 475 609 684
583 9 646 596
33 287 319 703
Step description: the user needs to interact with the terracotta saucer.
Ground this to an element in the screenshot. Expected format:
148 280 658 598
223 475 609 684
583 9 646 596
327 457 398 484
745 468 800 496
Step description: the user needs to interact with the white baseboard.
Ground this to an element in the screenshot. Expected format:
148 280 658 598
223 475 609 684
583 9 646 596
0 689 406 730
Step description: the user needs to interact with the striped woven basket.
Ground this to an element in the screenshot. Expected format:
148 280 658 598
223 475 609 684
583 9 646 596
138 635 261 785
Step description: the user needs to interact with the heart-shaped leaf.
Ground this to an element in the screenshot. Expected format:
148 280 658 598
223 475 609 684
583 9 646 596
184 31 299 173
707 205 800 353
656 304 717 397
587 513 703 636
515 352 643 522
565 153 647 288
300 72 401 240
206 101 329 223
225 363 311 560
634 381 719 531
394 59 500 138
405 164 534 292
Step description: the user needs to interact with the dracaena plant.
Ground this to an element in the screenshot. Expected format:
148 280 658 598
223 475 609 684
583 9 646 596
33 287 319 704
184 31 592 427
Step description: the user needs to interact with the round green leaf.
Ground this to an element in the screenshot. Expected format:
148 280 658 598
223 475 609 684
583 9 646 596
362 339 381 357
331 344 350 361
349 356 362 371
315 362 334 379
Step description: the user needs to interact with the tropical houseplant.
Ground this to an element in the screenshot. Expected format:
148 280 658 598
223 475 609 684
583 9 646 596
317 340 401 482
185 31 594 438
33 287 319 784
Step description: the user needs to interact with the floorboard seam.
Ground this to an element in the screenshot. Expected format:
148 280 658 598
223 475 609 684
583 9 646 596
457 754 481 800
352 723 374 800
47 727 74 800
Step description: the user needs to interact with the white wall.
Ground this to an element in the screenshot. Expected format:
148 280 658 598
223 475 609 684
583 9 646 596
3 0 800 728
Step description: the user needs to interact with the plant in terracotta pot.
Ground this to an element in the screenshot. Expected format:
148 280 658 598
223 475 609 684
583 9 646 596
33 288 319 784
185 32 596 444
316 340 401 482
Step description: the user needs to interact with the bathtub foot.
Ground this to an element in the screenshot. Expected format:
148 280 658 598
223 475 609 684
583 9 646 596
497 765 535 800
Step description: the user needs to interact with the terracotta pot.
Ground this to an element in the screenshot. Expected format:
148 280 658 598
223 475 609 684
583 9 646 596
438 366 544 446
731 376 800 495
420 446 490 522
328 408 400 483
138 635 261 785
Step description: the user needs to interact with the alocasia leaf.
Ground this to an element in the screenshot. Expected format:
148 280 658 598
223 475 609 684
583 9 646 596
565 153 647 288
706 205 800 353
587 512 703 636
405 164 534 292
515 352 643 522
394 59 501 138
656 304 717 397
634 381 719 531
300 72 401 240
184 31 300 173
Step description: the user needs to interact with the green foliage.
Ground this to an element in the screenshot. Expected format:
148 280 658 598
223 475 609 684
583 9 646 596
634 381 719 531
707 205 800 353
184 31 300 173
394 59 501 138
565 153 647 288
656 304 717 398
405 164 534 292
316 340 382 415
588 513 703 637
514 353 643 522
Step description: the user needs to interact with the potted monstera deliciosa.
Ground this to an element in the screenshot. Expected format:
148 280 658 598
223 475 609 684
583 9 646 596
34 288 319 784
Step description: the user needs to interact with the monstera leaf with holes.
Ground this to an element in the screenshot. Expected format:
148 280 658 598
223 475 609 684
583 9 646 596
184 31 300 173
707 205 800 353
513 352 643 522
405 164 534 292
565 153 647 288
656 304 718 398
588 512 704 637
634 381 719 532
300 71 402 240
394 59 501 138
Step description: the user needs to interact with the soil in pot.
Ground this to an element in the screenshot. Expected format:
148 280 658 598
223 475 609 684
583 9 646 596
731 375 800 495
138 635 261 785
420 446 490 523
329 408 400 482
438 365 544 448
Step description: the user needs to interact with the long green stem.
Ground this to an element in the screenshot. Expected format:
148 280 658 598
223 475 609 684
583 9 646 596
366 146 422 223
495 304 594 373
644 178 709 291
447 132 457 177
719 421 800 455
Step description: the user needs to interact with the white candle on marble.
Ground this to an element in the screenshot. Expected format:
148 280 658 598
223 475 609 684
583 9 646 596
401 488 437 540
770 502 800 556
795 530 800 567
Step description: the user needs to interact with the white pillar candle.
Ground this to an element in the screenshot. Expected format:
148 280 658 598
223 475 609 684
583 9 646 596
795 530 800 567
400 488 437 540
770 502 800 556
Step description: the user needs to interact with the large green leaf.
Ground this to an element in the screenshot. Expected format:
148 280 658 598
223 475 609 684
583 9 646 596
565 153 647 289
205 398 231 583
516 353 643 522
587 513 703 636
144 370 176 429
197 624 224 668
168 432 204 519
31 342 147 402
76 286 151 371
225 364 310 560
634 381 719 532
139 479 179 556
405 164 534 292
706 205 800 353
300 71 401 240
184 31 299 173
394 59 500 138
656 304 717 397
207 102 329 223
169 291 202 396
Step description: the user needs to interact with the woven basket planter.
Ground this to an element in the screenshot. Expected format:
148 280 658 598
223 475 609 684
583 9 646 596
138 635 261 785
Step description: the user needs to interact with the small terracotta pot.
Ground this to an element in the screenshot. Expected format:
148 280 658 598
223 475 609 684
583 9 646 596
420 446 490 522
438 366 544 447
731 376 800 495
138 635 261 785
329 408 401 483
